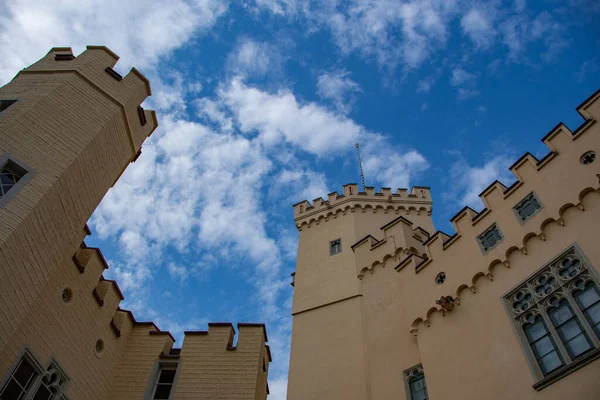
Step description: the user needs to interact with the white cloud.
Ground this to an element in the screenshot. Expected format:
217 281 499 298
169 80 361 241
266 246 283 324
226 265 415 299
168 263 189 284
450 67 479 100
219 77 429 188
303 0 458 70
500 11 567 63
316 69 362 114
227 37 286 77
446 154 515 209
221 78 363 154
0 0 228 84
461 8 496 49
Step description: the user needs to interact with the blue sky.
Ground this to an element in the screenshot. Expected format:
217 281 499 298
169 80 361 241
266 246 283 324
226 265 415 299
1 0 599 397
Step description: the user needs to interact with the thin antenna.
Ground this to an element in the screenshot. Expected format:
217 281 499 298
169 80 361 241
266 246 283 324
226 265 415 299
355 143 366 191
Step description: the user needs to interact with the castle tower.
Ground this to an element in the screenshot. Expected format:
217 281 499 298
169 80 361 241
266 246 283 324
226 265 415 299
0 47 271 400
287 184 434 400
0 46 157 349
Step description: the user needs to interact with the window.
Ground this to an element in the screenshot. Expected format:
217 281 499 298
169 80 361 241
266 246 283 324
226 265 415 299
31 362 69 400
0 160 26 199
0 154 34 208
513 192 543 223
0 356 39 399
330 238 342 256
152 368 177 400
403 364 428 400
0 351 70 400
477 223 503 253
580 151 596 165
504 245 600 388
0 99 17 113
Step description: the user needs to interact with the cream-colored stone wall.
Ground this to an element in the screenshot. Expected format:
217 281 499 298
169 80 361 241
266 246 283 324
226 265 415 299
0 47 270 400
288 89 600 399
174 324 269 399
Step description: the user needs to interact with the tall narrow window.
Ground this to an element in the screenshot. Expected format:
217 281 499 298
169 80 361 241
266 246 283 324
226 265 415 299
574 282 600 336
330 238 342 256
0 356 39 399
504 245 600 389
404 365 428 400
513 192 543 223
477 223 503 253
548 299 593 359
524 315 563 375
152 368 176 399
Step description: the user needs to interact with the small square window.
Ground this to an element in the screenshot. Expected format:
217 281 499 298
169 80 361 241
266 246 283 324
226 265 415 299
514 192 543 223
0 160 27 199
330 238 342 256
0 99 17 113
477 223 503 253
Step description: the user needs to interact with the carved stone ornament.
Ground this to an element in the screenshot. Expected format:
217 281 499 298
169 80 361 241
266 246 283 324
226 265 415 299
435 295 455 312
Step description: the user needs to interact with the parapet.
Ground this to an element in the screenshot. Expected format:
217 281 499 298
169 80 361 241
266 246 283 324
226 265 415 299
402 87 600 335
14 46 158 153
293 184 432 230
178 323 271 397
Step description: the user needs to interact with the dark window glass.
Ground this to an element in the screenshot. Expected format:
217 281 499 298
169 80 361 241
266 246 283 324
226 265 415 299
0 357 38 400
576 283 600 336
0 99 17 113
515 193 542 222
0 161 26 199
330 239 342 255
158 369 176 384
153 369 176 399
525 318 563 375
409 371 429 400
32 384 53 400
478 224 503 252
549 301 592 359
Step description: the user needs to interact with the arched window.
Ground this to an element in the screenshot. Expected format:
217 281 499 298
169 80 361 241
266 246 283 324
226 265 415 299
404 365 429 400
504 245 600 388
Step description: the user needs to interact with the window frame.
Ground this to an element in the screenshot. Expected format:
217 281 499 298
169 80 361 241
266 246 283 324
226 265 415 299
512 191 544 224
0 153 35 208
477 223 503 254
143 360 182 400
329 238 342 256
403 364 429 400
502 243 600 390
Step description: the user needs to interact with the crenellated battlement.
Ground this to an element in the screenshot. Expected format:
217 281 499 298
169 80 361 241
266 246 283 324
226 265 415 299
14 46 158 153
398 88 600 335
293 184 432 230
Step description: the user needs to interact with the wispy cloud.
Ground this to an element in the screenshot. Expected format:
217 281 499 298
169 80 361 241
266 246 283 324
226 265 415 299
450 67 479 100
0 0 228 83
317 69 362 114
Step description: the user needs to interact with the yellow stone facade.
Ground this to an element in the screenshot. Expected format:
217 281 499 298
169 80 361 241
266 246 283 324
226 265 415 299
0 47 270 400
288 89 600 399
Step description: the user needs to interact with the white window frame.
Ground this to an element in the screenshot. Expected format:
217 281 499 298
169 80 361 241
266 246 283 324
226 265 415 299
403 364 429 400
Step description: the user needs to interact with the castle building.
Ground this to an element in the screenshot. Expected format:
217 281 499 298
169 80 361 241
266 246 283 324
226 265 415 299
287 89 600 399
0 47 270 400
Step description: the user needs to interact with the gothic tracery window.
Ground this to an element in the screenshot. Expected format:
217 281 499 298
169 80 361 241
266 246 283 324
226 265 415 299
477 223 503 253
404 364 429 400
514 192 543 223
505 246 600 385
